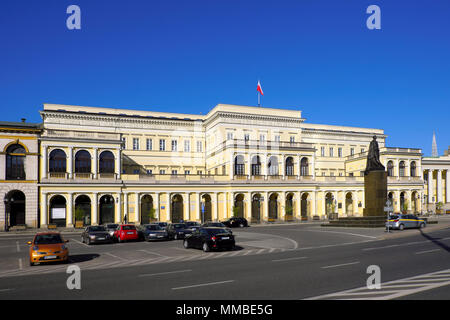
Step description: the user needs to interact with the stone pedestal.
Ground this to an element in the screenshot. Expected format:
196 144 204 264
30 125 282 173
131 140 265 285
363 170 387 217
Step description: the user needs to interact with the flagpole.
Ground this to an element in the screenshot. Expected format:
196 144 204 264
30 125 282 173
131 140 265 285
258 91 260 107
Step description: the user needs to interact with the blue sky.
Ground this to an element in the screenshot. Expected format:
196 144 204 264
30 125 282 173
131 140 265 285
0 0 449 156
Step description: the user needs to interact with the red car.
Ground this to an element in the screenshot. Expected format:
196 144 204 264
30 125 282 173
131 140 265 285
113 224 139 242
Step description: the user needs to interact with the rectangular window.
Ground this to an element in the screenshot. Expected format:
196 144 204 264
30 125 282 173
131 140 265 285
274 135 280 142
133 169 139 174
122 137 127 149
171 140 177 151
227 132 233 140
146 169 152 175
146 139 152 151
222 165 226 175
329 147 334 157
159 169 165 175
244 134 250 142
133 138 139 150
361 148 365 153
184 170 190 175
338 147 342 158
171 170 177 175
260 134 265 142
159 139 166 151
321 147 325 157
196 141 202 152
184 140 190 152
197 170 203 175
350 148 354 156
290 136 295 143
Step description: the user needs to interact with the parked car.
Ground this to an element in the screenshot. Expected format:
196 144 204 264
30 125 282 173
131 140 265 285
201 221 227 228
104 223 119 237
185 221 201 231
28 232 69 266
113 224 139 242
154 222 168 229
183 227 235 252
222 217 248 228
81 226 113 245
139 224 170 241
167 223 192 240
386 214 426 230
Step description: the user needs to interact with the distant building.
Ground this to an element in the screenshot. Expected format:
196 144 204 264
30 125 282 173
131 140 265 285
0 121 41 230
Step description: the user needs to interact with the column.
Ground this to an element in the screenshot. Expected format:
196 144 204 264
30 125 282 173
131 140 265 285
428 170 433 204
229 154 234 180
312 154 316 179
67 193 74 228
93 148 98 179
115 193 122 223
437 169 443 203
246 154 251 177
92 193 98 225
154 192 160 221
262 155 267 178
354 191 359 215
407 191 412 212
222 193 227 220
263 191 269 220
245 193 252 221
184 193 190 220
396 159 399 180
41 193 48 227
42 145 48 179
281 156 285 179
396 191 401 212
296 157 300 179
311 191 316 217
68 147 73 179
296 191 301 218
116 149 121 179
212 192 218 221
135 193 140 224
167 193 171 222
124 193 128 222
196 192 201 220
446 170 450 204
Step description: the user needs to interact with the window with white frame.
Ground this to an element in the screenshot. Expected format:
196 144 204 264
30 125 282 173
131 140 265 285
196 141 202 152
184 140 190 152
329 147 334 157
171 140 177 151
146 138 152 151
159 139 166 151
227 132 233 140
338 147 342 158
133 138 139 150
321 147 325 157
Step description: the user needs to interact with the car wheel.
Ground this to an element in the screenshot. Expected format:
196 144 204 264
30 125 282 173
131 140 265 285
87 238 91 245
419 223 425 229
29 261 34 266
174 234 178 240
81 236 85 243
399 224 404 231
183 239 190 249
239 223 244 228
118 236 122 243
202 242 210 252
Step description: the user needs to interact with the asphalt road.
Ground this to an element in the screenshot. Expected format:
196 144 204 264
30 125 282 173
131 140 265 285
0 223 449 300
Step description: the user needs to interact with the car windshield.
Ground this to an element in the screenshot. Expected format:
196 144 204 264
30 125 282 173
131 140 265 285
122 225 136 230
173 224 186 229
146 225 163 230
34 234 63 244
89 226 106 232
205 228 230 235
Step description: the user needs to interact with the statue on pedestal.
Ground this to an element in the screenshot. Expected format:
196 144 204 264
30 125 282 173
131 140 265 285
364 135 385 175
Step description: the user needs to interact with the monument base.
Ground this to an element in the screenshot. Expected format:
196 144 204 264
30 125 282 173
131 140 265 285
363 170 388 217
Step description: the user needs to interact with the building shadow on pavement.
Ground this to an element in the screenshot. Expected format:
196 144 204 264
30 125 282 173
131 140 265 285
420 229 450 253
68 253 100 263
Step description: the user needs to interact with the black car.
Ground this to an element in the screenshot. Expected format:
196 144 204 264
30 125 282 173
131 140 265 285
138 224 169 241
222 217 248 228
183 227 235 252
185 221 201 231
81 226 113 245
167 223 192 240
201 221 227 228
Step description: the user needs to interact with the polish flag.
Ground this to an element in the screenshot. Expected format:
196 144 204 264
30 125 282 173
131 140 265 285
257 81 264 95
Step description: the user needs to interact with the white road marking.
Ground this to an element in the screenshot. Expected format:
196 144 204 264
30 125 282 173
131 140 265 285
272 256 308 263
16 241 20 253
137 249 170 258
415 249 441 255
172 280 234 290
138 269 192 277
305 268 450 300
70 238 90 248
321 261 360 269
0 289 13 293
303 228 378 239
104 252 126 261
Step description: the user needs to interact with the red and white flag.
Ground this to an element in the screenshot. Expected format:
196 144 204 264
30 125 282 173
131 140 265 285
257 80 264 96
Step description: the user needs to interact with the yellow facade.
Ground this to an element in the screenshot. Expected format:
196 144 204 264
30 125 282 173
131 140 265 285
37 103 450 227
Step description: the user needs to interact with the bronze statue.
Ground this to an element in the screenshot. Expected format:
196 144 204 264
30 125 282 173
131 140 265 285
364 135 385 175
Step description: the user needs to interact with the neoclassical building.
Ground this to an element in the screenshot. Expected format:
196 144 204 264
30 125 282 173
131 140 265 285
35 103 449 228
0 121 41 230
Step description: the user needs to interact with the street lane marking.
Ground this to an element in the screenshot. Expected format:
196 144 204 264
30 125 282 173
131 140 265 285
138 269 192 278
172 280 234 290
305 268 450 300
70 238 90 248
104 252 126 261
362 237 450 251
16 241 20 252
0 289 13 293
137 249 170 258
321 261 360 269
272 256 308 263
415 249 441 255
302 228 378 239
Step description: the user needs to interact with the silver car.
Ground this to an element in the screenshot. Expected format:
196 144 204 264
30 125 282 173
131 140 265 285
386 214 426 230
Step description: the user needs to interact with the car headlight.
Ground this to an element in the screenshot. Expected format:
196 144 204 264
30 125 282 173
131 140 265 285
90 235 96 239
149 233 156 236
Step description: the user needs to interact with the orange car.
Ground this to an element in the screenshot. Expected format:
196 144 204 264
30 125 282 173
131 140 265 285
27 232 69 266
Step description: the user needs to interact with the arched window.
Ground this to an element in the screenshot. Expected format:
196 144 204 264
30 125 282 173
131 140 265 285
300 157 309 176
49 149 67 173
399 161 405 177
251 156 261 176
99 151 115 174
234 155 245 176
387 161 394 176
6 144 26 180
268 156 279 176
285 157 294 176
75 150 91 173
410 161 416 177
